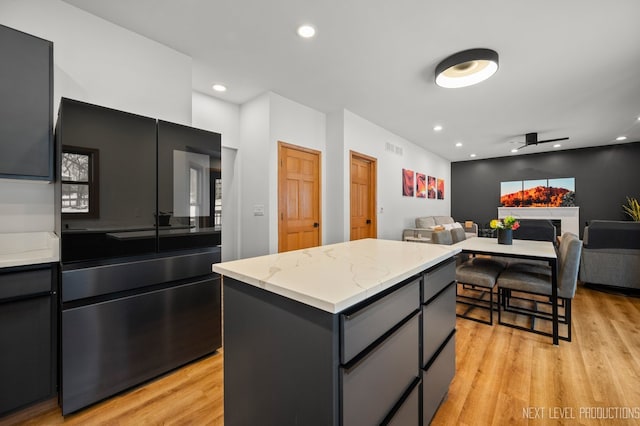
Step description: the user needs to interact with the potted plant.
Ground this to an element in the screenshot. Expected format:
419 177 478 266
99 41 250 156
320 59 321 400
490 216 520 245
623 196 640 221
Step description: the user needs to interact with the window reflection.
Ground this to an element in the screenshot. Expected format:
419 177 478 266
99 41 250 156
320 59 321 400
61 146 99 218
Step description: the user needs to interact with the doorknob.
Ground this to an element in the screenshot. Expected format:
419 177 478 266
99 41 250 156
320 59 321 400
313 222 319 228
366 219 371 224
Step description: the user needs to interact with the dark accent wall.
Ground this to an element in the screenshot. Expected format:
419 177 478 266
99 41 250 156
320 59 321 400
451 142 640 238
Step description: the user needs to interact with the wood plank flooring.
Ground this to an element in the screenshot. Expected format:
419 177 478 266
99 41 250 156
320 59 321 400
2 283 639 426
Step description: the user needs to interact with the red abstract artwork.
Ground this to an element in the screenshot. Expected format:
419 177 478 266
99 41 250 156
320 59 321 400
402 169 414 196
427 176 436 199
416 173 426 198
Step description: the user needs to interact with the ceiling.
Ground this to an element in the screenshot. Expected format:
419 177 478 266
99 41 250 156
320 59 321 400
62 0 640 162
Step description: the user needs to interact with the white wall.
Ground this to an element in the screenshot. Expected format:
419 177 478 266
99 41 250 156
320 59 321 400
343 110 451 241
192 92 241 261
268 93 327 253
0 0 192 123
0 0 193 233
325 111 346 244
234 99 449 256
238 93 271 258
0 180 54 233
192 92 240 150
233 92 328 258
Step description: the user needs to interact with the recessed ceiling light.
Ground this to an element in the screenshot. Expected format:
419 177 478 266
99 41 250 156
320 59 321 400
435 48 499 88
553 144 562 148
433 125 443 132
510 148 518 153
212 84 227 92
470 153 477 158
616 136 627 141
455 142 462 147
297 25 316 38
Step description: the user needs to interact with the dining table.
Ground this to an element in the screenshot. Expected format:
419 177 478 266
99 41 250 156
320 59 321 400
453 237 560 345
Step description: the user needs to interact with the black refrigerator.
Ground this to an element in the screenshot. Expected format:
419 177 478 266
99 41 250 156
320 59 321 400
56 98 222 415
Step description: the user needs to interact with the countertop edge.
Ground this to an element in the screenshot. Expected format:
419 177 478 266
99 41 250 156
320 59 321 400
213 243 460 313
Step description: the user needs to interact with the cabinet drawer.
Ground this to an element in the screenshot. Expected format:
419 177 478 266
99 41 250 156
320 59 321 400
341 313 419 426
0 294 54 415
61 277 221 414
341 278 419 363
422 259 455 303
423 332 456 425
0 267 52 300
422 282 456 365
385 378 421 426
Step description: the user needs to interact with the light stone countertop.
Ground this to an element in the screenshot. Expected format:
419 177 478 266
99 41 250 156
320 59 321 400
0 232 60 268
213 238 460 313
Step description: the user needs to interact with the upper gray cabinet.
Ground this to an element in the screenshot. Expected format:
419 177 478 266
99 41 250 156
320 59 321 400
0 24 53 181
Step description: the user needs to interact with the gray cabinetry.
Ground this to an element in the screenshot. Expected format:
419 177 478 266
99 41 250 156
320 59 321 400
340 279 420 426
421 259 457 424
0 264 56 416
340 278 419 363
0 25 53 180
224 257 456 425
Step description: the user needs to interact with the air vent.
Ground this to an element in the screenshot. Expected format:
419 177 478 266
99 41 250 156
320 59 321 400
385 141 403 156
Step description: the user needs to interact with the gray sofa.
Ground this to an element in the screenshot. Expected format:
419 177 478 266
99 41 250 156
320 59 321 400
579 220 640 289
402 216 477 242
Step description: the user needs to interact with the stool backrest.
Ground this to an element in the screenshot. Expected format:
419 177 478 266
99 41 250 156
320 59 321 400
558 232 582 298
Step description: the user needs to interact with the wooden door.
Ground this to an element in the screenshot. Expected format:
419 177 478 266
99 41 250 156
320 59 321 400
350 151 377 240
278 142 321 252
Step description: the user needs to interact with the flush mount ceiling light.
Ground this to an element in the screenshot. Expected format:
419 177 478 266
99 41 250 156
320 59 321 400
212 84 227 92
297 24 316 38
435 48 499 88
616 136 627 141
433 125 443 132
455 142 463 147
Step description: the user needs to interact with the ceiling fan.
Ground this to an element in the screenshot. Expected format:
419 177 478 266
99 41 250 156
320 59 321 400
513 132 569 151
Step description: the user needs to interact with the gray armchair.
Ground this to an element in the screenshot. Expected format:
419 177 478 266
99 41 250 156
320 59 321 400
579 220 640 289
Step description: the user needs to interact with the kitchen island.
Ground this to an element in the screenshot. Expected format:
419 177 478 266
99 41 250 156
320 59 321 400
213 238 460 425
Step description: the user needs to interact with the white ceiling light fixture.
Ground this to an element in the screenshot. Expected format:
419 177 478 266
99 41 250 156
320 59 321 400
297 24 316 38
212 84 227 92
455 142 463 147
470 153 477 158
616 136 627 141
553 144 562 148
510 148 518 153
433 125 443 132
435 48 499 88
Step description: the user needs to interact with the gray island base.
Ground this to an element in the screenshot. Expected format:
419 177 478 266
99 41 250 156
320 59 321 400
214 239 459 425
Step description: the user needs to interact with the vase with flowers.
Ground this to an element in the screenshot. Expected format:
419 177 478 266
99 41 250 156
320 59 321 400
490 216 520 245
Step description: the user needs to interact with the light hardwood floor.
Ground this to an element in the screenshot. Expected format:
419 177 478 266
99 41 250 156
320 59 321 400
3 284 639 426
